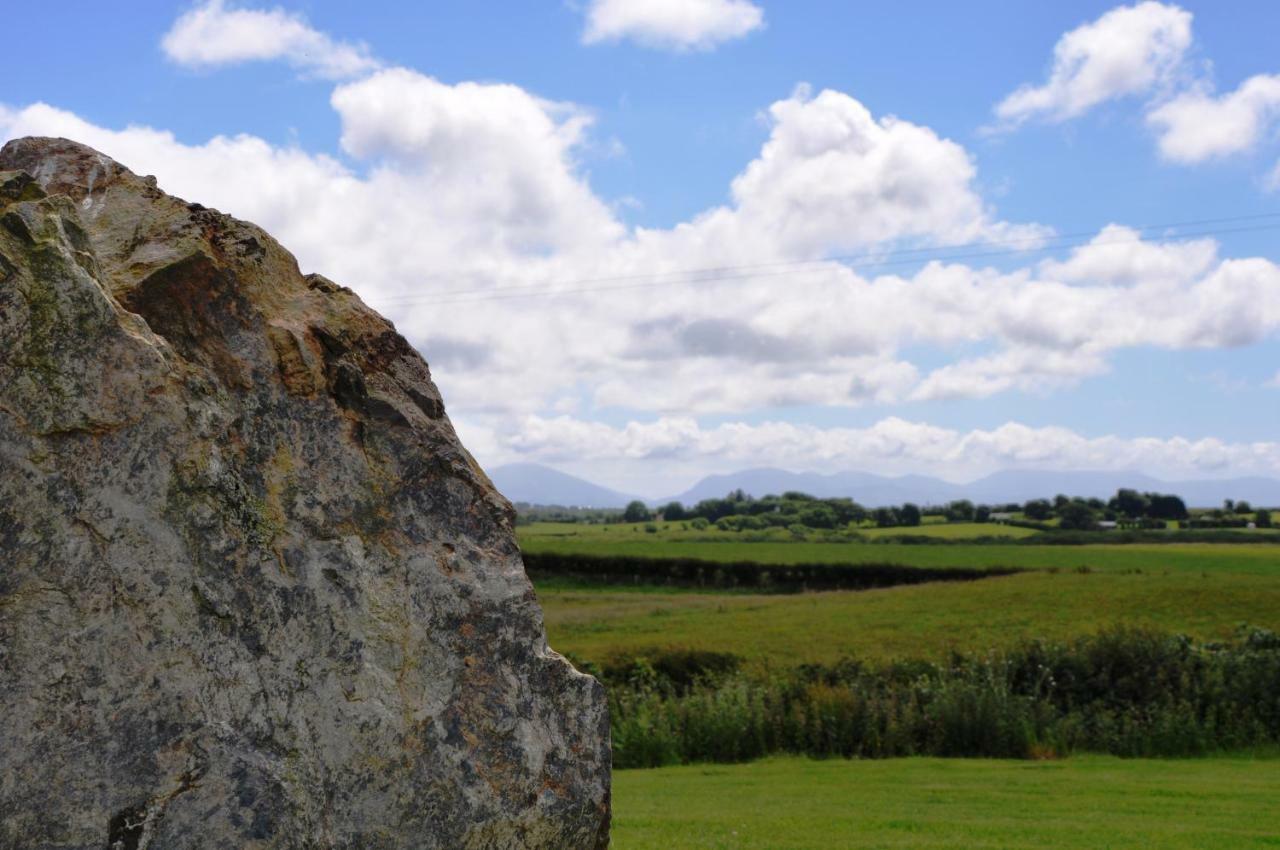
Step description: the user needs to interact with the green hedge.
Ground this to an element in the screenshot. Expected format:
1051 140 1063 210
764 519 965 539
522 551 1019 592
603 628 1280 767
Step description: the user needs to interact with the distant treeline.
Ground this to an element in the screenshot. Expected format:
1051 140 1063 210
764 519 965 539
522 552 1019 592
594 627 1280 768
512 503 621 524
1018 491 1271 531
519 488 1274 532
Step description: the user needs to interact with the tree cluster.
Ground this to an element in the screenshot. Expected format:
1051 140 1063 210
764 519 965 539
1184 500 1272 529
1009 489 1189 530
592 487 1274 534
652 490 929 530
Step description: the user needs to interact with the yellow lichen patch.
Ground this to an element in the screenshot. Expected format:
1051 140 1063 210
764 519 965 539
266 323 324 397
263 442 294 527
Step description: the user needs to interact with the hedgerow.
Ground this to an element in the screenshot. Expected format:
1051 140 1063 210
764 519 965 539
597 628 1280 767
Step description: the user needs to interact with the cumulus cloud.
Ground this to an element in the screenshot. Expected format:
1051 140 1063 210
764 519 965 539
1037 223 1217 285
581 0 764 51
993 1 1192 127
5 86 1280 425
162 0 380 79
910 349 1109 403
329 68 623 255
7 5 1280 487
5 81 1280 425
496 414 1280 484
995 2 1280 185
710 86 1047 255
1147 74 1280 162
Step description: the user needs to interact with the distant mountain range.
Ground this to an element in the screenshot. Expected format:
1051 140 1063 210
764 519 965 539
488 463 640 509
663 468 1280 509
490 463 1280 509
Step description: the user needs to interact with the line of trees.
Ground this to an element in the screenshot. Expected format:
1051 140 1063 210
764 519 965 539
1187 499 1272 529
1017 490 1271 530
628 490 925 530
647 488 1274 533
513 503 626 525
522 489 1272 532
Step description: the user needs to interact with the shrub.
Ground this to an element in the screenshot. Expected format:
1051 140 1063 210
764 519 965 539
605 629 1280 768
604 648 741 692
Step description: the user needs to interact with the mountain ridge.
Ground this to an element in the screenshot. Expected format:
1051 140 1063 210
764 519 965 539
668 467 1280 507
490 463 641 508
669 467 1280 508
493 463 1280 509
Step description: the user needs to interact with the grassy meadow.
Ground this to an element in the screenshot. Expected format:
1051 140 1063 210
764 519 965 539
540 570 1280 666
612 755 1280 849
523 521 1280 666
520 522 1280 575
521 518 1280 846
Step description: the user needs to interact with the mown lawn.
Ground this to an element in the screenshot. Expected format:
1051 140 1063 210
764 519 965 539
612 755 1280 849
540 570 1280 665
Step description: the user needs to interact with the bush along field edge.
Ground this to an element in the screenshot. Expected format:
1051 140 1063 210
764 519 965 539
580 627 1280 769
523 551 1021 592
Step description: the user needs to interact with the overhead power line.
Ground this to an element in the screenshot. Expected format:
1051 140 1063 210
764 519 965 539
368 212 1280 307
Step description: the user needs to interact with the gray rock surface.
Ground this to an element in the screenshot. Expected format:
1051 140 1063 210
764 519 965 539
0 137 610 850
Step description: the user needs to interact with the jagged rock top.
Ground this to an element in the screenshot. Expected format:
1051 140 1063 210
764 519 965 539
0 137 610 849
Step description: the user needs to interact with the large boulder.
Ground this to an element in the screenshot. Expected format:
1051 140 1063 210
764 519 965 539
0 137 610 850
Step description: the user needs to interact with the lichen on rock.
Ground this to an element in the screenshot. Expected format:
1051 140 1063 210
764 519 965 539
0 137 610 850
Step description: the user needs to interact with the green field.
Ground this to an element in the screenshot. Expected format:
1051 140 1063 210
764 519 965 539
857 522 1040 539
526 522 1280 843
541 570 1280 665
527 522 1280 665
522 520 1041 543
520 523 1280 576
613 755 1280 849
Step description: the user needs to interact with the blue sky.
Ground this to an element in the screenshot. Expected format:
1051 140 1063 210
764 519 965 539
4 1 1280 494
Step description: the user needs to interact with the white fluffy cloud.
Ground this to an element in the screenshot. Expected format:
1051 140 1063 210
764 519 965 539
581 0 764 51
706 86 1047 255
162 0 380 79
994 2 1192 126
996 2 1280 184
5 86 1280 426
1147 74 1280 162
495 414 1280 485
5 4 1280 487
330 69 624 255
1037 223 1216 285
